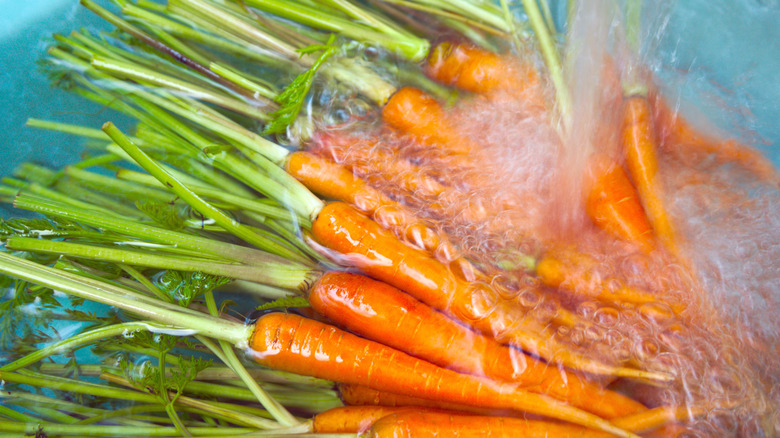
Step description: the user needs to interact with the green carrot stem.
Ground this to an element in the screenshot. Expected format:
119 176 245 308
203 291 299 427
73 404 169 426
0 405 39 423
324 58 397 106
622 0 647 97
13 194 302 268
90 56 268 121
0 252 251 345
72 153 122 169
0 422 256 436
115 169 304 226
25 118 108 140
382 0 504 36
4 237 312 290
319 0 411 39
33 407 80 424
520 0 571 125
175 395 282 429
119 263 171 302
64 166 175 203
210 63 277 100
242 0 429 61
0 322 177 372
171 0 300 59
146 23 213 68
420 0 509 31
79 0 259 101
102 122 305 254
122 3 286 67
0 369 158 404
23 182 137 220
51 180 145 219
0 392 152 426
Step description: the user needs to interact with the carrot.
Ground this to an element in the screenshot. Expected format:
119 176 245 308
364 411 613 438
381 86 480 156
311 202 671 383
248 312 639 438
620 96 678 256
312 406 432 433
310 271 647 419
612 405 710 434
425 42 543 104
310 131 449 199
286 150 458 258
535 246 683 312
585 153 656 254
338 384 517 417
651 94 779 186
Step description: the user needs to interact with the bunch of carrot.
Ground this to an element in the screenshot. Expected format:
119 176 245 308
1 0 776 436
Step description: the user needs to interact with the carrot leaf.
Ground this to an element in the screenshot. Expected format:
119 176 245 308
263 34 340 135
255 296 311 312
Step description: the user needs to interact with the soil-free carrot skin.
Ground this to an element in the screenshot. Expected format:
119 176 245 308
650 94 779 186
311 202 670 383
364 411 613 438
310 271 646 419
312 406 430 433
535 247 680 311
310 131 449 199
381 86 480 156
248 312 639 438
425 42 543 103
285 151 449 255
621 96 677 256
585 154 656 254
612 405 710 434
338 384 515 417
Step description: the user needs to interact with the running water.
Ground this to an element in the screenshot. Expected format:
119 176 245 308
311 1 779 435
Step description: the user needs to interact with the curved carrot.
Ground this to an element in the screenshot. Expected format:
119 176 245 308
425 42 543 103
310 271 646 419
585 153 656 254
620 96 677 256
249 312 639 438
311 202 671 383
364 411 613 438
651 93 779 186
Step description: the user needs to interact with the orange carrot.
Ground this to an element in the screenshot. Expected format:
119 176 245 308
312 406 433 433
310 131 449 199
338 384 517 417
612 405 710 434
288 150 584 332
311 202 671 382
585 154 656 254
536 246 682 312
364 411 613 438
310 271 646 419
248 312 639 437
620 96 677 256
425 42 543 105
286 150 457 257
651 93 779 186
381 86 479 156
